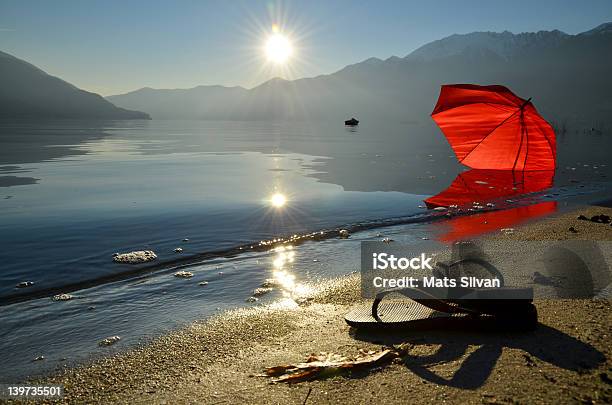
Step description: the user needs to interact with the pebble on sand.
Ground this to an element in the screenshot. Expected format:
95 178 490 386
112 250 157 264
52 293 73 301
261 279 279 288
16 281 34 288
174 271 193 278
99 336 121 346
591 214 611 224
253 287 273 297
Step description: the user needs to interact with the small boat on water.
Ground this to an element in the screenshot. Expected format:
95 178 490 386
344 117 359 126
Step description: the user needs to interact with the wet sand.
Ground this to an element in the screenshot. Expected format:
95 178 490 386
41 205 612 404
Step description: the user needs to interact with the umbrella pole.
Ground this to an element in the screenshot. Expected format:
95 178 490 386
513 98 532 171
513 109 526 171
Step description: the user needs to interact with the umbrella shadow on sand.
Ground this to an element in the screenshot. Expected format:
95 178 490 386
350 323 606 389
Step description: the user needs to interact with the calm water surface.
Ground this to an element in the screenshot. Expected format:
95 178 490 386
0 120 610 380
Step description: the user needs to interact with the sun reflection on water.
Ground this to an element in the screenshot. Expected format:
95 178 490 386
269 245 313 299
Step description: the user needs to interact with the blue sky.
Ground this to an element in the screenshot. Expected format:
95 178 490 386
1 0 611 95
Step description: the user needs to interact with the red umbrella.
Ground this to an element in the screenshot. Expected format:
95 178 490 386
431 84 556 171
425 169 554 208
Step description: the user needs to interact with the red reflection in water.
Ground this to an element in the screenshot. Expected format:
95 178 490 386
434 201 557 242
425 169 557 242
425 169 554 208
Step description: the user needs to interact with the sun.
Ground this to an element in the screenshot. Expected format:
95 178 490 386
270 193 287 208
265 33 293 64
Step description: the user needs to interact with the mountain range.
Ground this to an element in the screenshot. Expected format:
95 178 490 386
107 22 612 125
1 23 611 123
0 51 149 120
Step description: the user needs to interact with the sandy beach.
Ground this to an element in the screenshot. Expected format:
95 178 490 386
40 204 612 404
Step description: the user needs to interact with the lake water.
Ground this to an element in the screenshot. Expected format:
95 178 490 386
0 119 610 381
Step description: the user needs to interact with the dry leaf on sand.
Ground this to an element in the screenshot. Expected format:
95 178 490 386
262 344 411 383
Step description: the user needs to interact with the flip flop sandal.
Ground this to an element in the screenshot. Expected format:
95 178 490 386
345 284 537 331
346 255 537 330
344 292 475 330
433 257 535 315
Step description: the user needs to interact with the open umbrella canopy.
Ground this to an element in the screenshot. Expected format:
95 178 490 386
431 84 556 171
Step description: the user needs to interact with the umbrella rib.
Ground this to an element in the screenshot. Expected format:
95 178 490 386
460 106 522 164
523 119 529 170
524 114 556 167
495 91 525 107
512 111 526 170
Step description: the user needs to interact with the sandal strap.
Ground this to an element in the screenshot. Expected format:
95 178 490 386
371 287 479 322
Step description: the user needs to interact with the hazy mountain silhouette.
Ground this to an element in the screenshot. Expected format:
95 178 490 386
0 51 150 120
406 29 571 62
106 85 248 120
108 23 612 125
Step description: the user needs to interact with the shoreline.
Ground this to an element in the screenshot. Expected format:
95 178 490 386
6 178 604 307
38 204 612 403
0 207 448 307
